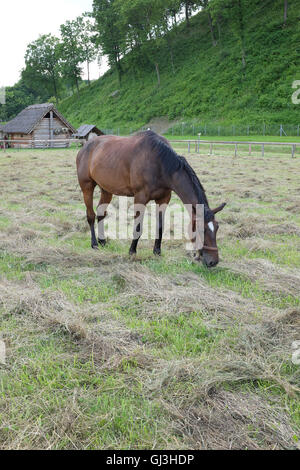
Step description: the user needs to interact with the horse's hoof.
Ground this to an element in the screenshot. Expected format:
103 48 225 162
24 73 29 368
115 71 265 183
98 239 106 247
129 251 136 257
153 249 161 256
92 245 99 250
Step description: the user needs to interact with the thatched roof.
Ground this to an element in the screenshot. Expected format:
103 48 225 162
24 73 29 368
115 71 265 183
3 103 76 134
74 124 104 138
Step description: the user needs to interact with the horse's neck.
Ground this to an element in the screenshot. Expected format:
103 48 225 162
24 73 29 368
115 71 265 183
171 169 204 208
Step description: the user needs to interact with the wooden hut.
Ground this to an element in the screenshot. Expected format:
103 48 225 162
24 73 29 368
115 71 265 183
3 103 76 148
74 124 104 141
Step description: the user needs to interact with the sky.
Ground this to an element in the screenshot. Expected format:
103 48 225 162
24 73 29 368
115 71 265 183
0 0 108 87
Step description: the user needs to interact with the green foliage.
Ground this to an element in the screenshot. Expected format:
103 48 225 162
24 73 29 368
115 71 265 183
24 34 62 102
58 0 300 130
60 20 87 93
93 0 126 83
0 79 38 122
2 0 300 128
77 14 100 85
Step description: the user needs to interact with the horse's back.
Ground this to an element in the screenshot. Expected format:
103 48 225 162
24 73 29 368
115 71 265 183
77 135 144 195
76 132 171 196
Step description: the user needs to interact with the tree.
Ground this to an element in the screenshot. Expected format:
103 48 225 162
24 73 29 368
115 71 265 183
24 34 61 102
60 20 85 93
21 65 55 102
181 1 201 27
283 0 288 26
77 14 99 86
0 79 37 121
92 0 126 84
199 0 217 46
113 0 181 85
167 0 182 27
210 0 246 68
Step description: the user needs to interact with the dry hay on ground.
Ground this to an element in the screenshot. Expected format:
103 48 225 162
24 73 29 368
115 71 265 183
0 147 299 450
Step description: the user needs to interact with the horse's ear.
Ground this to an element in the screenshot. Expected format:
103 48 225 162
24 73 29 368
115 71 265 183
212 203 226 214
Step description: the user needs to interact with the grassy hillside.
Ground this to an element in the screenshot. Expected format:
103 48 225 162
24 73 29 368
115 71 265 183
59 0 300 133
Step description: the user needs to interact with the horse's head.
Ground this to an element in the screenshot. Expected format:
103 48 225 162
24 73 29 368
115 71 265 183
196 203 226 268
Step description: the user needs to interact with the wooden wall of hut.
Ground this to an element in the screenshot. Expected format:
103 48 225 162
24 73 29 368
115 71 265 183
9 134 32 149
33 116 71 148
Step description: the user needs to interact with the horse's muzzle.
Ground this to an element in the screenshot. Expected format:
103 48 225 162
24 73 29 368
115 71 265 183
198 246 219 268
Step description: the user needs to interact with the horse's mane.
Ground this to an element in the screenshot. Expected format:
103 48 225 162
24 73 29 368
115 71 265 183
139 131 213 220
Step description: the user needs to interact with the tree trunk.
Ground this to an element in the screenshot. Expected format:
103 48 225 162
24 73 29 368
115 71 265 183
170 48 175 75
52 77 59 104
185 3 190 27
237 0 246 69
207 11 217 46
217 17 222 41
283 0 288 26
76 76 80 94
155 63 161 87
87 60 90 86
116 60 122 85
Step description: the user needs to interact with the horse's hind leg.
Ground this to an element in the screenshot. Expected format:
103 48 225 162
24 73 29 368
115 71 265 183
129 191 149 256
97 190 112 246
153 192 171 256
82 181 98 249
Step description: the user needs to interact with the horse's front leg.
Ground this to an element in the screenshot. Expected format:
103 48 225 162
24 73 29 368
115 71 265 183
153 192 171 256
129 192 149 256
97 190 112 246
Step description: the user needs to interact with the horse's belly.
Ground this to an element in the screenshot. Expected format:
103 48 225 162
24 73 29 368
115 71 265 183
94 171 134 197
104 186 134 197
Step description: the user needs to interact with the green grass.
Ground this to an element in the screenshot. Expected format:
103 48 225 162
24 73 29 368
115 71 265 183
142 256 299 309
0 147 299 449
112 303 228 360
222 239 300 268
0 329 168 449
0 251 48 281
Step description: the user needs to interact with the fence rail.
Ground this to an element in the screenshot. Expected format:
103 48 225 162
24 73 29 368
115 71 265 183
171 139 300 158
168 123 300 137
1 138 299 158
0 138 85 150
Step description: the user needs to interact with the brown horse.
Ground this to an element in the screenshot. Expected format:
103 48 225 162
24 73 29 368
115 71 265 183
76 131 226 267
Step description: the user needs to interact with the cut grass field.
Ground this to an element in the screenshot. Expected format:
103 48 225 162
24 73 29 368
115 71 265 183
0 144 299 450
